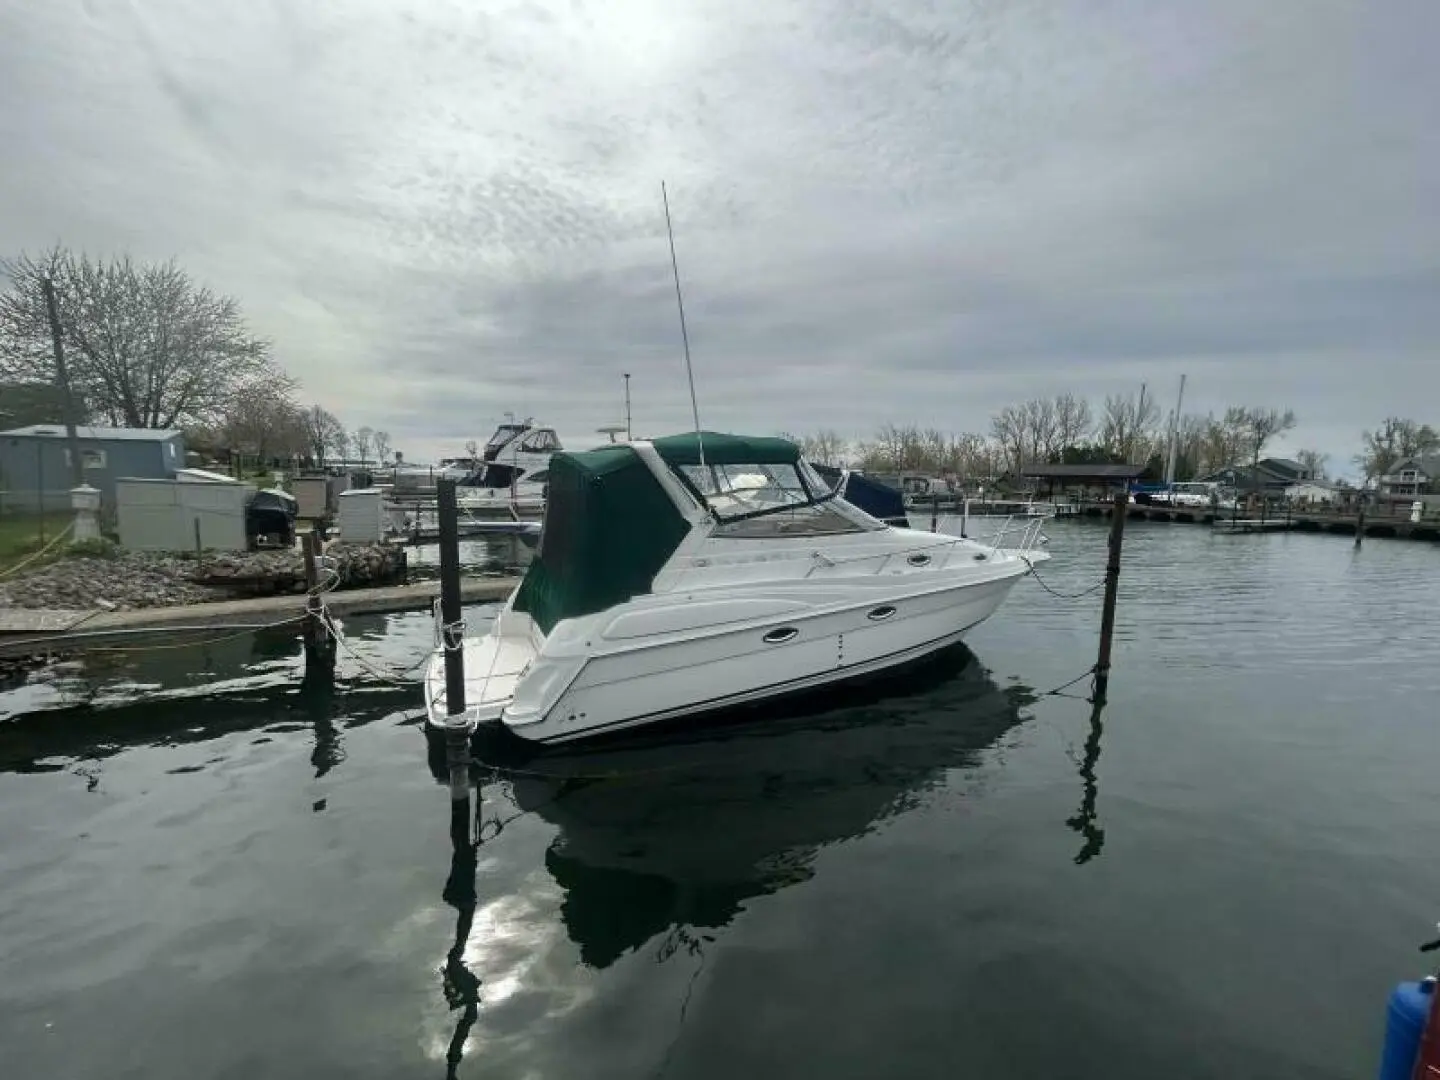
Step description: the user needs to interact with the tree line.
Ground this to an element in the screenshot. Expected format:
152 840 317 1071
0 247 397 467
786 393 1319 483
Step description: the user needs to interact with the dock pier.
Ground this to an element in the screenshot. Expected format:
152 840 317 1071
1063 501 1440 543
0 577 519 662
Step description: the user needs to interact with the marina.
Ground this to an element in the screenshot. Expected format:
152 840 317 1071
2 524 1437 1079
4 1 1438 1073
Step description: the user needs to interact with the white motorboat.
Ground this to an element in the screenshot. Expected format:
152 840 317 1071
455 476 548 520
424 432 1046 744
456 419 559 518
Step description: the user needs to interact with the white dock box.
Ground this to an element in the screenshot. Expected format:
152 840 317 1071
338 488 384 543
116 478 252 552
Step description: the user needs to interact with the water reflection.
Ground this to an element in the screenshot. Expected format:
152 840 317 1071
441 795 482 1080
406 534 536 581
1067 700 1107 865
0 678 413 780
475 646 1034 970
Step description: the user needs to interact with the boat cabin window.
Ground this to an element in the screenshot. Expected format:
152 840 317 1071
518 428 560 453
676 461 882 537
485 424 528 453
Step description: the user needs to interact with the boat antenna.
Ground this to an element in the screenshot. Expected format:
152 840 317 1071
662 181 705 470
623 372 633 441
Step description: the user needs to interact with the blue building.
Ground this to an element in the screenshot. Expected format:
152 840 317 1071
0 425 185 513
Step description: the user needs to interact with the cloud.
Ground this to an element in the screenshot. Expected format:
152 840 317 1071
2 0 1436 473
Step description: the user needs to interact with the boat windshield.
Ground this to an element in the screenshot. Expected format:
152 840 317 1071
676 461 882 537
486 424 528 452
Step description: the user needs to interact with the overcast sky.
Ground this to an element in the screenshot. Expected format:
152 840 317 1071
3 1 1436 474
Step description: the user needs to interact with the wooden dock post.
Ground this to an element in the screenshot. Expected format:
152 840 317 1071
1093 492 1128 705
1355 501 1366 549
930 493 939 533
301 531 336 685
436 479 473 805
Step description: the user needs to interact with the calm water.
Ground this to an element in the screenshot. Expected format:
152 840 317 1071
2 525 1438 1079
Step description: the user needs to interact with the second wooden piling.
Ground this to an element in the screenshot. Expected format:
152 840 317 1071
1093 492 1128 704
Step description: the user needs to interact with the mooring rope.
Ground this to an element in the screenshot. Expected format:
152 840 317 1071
1019 555 1107 601
1039 664 1099 702
318 607 432 685
0 522 76 579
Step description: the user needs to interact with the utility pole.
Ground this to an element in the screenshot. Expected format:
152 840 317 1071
41 277 85 487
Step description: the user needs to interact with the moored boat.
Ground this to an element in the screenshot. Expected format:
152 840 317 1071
424 432 1045 744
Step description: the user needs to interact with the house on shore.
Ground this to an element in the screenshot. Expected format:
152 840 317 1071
1284 480 1345 506
1378 455 1440 498
1196 457 1313 494
0 425 185 513
1019 462 1147 498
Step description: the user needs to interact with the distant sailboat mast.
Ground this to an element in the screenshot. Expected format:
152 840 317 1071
661 181 705 473
1164 373 1187 488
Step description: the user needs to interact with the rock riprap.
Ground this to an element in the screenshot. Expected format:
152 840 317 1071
0 543 406 611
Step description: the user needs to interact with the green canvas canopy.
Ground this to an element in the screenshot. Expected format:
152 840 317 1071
512 445 691 635
650 431 801 468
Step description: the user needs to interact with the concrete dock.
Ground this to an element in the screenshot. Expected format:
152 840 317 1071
0 576 520 660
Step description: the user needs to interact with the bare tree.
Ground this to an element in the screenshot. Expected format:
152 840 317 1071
301 405 347 465
1231 406 1297 470
779 429 849 466
219 383 307 463
989 406 1027 472
870 423 924 471
1294 449 1329 480
372 430 392 464
1354 418 1439 480
1016 398 1058 462
1099 388 1161 463
1051 393 1093 454
1195 411 1249 473
944 432 994 483
464 438 480 461
0 247 275 429
352 426 374 465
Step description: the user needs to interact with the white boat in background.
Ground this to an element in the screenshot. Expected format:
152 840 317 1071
456 418 560 518
425 432 1046 745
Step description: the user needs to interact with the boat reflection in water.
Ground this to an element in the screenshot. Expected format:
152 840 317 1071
468 644 1035 971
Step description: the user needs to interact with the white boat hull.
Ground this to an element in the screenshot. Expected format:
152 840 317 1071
529 578 1017 744
425 563 1027 745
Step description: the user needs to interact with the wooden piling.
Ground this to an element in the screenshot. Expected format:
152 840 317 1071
301 531 336 683
930 493 939 533
1093 492 1128 705
1355 502 1365 549
436 479 472 805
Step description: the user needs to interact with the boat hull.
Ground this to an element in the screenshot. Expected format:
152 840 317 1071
503 572 1021 744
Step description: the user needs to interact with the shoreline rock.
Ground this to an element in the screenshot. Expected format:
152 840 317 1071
0 543 407 612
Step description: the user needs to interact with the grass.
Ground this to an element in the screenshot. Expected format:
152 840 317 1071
0 512 79 575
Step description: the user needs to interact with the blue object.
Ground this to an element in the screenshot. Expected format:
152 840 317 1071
1379 980 1433 1080
813 466 908 527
